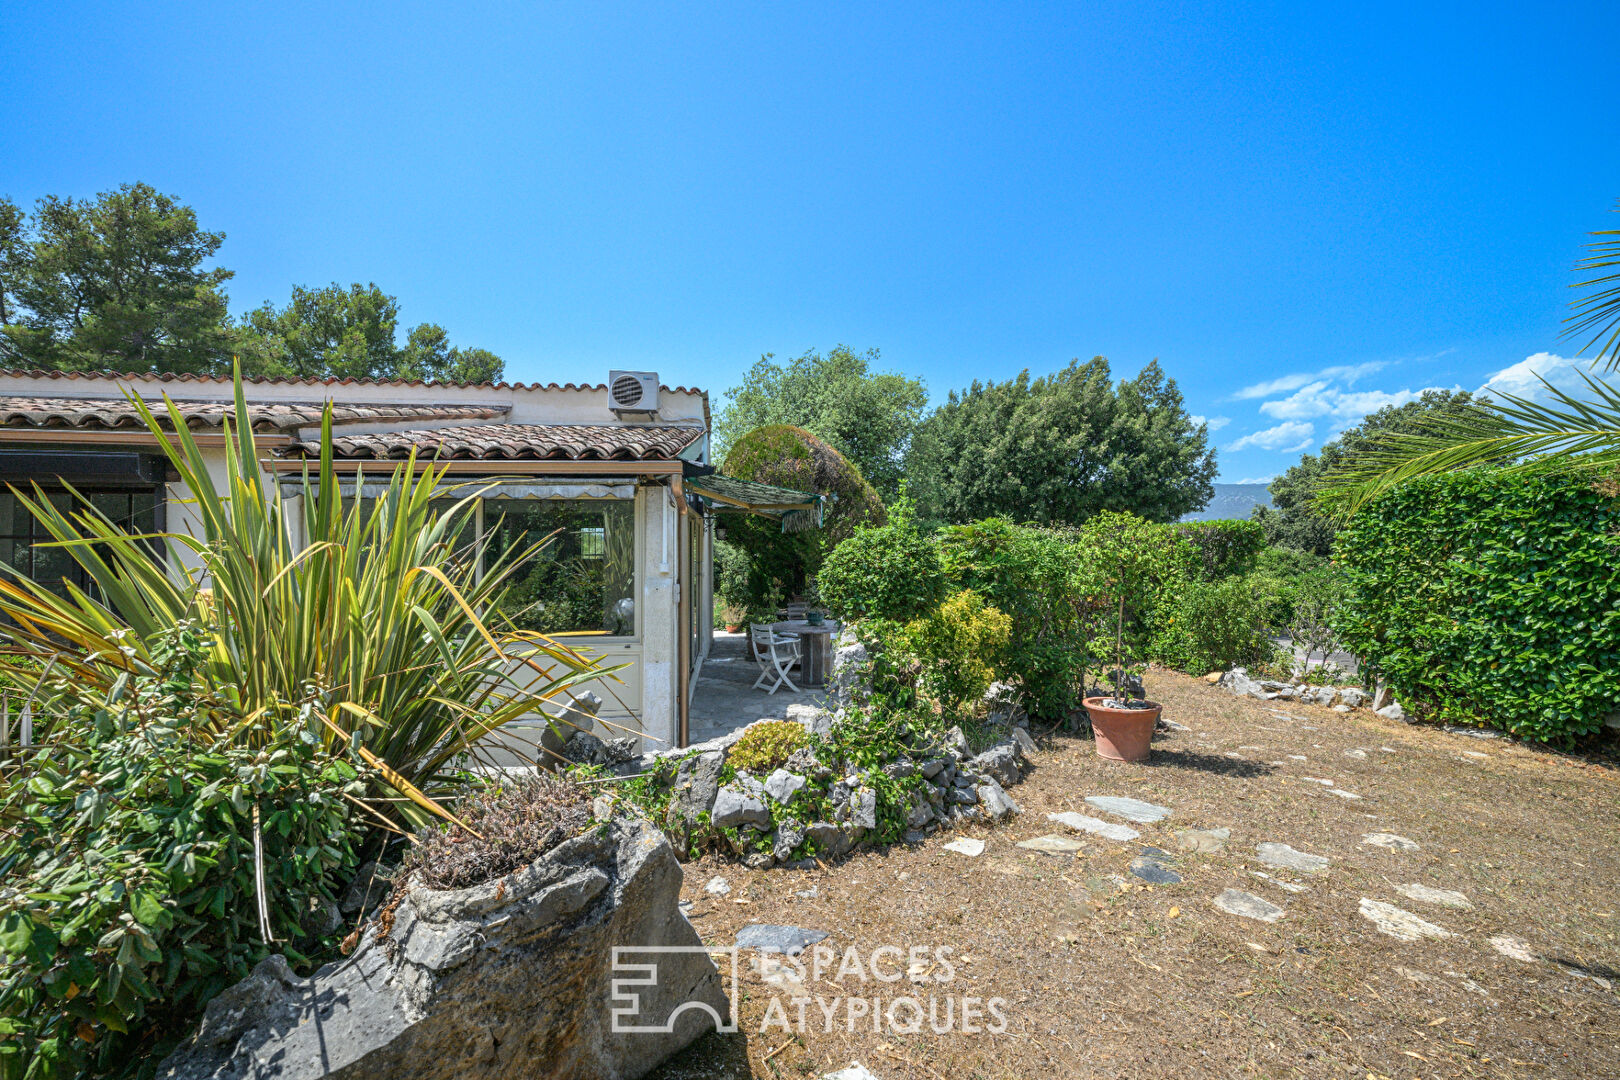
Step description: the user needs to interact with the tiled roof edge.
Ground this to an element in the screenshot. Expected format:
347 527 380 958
0 368 707 396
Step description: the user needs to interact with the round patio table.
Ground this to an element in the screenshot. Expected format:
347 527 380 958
767 619 841 687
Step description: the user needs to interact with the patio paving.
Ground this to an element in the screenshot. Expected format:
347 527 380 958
688 630 830 745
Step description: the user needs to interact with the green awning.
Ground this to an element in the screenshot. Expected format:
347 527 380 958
686 474 825 533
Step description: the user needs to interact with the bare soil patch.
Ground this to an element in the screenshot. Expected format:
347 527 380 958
650 670 1620 1079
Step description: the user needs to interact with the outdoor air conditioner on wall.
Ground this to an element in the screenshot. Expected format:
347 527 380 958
608 370 660 417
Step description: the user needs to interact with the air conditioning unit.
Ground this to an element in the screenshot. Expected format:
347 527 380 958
607 370 660 417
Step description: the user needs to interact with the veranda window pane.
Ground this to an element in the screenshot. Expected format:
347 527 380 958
88 491 127 523
485 499 635 635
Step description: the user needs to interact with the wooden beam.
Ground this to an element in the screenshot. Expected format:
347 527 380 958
0 429 290 449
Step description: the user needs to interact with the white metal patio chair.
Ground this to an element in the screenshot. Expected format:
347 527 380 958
750 623 803 694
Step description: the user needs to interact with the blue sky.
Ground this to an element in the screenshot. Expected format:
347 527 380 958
3 1 1617 483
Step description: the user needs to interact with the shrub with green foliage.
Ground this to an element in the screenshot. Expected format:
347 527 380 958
1173 519 1265 580
1151 576 1275 675
1242 547 1332 631
0 629 366 1078
816 499 946 623
1068 511 1196 688
1285 569 1347 674
726 720 810 773
1335 470 1620 743
937 518 1099 718
904 589 1012 717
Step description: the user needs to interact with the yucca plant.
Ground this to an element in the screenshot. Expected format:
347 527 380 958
0 373 625 828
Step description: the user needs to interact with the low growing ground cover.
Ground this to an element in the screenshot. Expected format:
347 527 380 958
651 670 1620 1080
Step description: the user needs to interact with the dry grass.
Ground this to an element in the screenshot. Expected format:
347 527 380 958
650 669 1620 1079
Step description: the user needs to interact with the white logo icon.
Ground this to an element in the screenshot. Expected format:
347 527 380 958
609 946 738 1034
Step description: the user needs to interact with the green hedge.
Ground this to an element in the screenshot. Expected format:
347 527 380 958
1335 470 1620 743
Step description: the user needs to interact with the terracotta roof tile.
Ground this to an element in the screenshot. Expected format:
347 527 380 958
0 396 509 433
280 423 705 461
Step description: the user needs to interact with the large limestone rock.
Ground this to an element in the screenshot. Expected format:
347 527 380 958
785 703 836 738
159 818 726 1080
664 750 725 849
828 631 869 706
969 740 1024 787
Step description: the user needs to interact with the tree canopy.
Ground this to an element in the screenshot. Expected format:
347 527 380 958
714 345 927 502
234 284 504 383
0 183 236 373
0 184 503 382
904 357 1215 527
1254 388 1476 555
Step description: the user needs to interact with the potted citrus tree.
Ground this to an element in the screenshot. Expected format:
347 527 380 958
1077 514 1182 762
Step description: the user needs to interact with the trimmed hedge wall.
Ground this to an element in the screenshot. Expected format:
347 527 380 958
1335 470 1620 744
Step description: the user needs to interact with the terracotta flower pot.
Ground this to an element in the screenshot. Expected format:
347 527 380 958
1084 696 1162 763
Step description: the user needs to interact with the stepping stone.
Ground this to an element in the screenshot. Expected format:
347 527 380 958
1287 754 1307 761
1212 888 1285 923
1048 811 1139 842
1301 777 1334 786
1018 835 1085 855
1085 795 1172 823
1395 883 1472 909
1362 832 1419 852
736 923 830 956
758 953 808 994
1380 747 1397 753
705 875 732 896
1250 870 1309 894
1257 842 1330 874
822 1064 880 1080
1328 788 1362 800
1343 748 1368 759
1129 856 1182 885
1173 827 1230 854
943 837 984 857
1490 935 1539 962
1358 898 1454 942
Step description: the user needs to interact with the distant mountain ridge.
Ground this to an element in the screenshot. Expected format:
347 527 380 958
1181 483 1272 522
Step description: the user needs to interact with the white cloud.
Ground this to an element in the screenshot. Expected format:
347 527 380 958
1478 352 1600 404
1233 361 1386 400
1235 475 1275 485
1260 384 1442 424
1227 420 1315 453
1257 381 1334 419
1189 414 1231 432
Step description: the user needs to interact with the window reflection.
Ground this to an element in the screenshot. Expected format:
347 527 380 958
484 500 636 636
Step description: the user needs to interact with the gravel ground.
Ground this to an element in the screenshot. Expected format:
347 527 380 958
648 669 1620 1080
